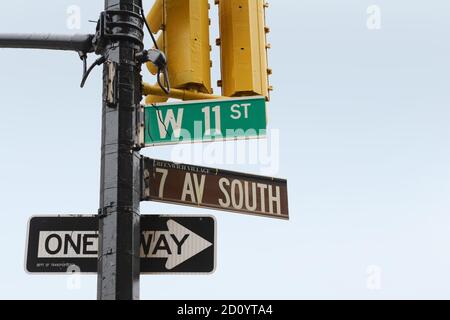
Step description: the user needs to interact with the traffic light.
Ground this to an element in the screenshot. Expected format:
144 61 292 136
145 0 213 101
216 0 271 101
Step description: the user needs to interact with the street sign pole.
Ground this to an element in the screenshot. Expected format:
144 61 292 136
97 0 144 300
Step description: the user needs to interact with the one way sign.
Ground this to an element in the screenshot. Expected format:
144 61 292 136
26 215 216 274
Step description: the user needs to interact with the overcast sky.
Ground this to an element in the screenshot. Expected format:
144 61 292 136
0 0 450 299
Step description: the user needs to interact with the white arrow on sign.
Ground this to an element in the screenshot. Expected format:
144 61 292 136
140 219 212 270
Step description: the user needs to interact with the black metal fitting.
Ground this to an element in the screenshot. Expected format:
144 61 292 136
136 49 167 68
93 10 144 55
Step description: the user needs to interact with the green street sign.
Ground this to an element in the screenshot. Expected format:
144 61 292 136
143 96 267 146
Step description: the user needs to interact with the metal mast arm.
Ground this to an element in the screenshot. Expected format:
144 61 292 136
0 34 95 53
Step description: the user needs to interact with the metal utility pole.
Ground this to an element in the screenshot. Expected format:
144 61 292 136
97 0 144 300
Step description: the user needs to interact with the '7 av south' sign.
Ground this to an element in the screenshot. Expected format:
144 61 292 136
142 158 289 220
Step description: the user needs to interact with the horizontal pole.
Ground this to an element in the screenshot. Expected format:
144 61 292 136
143 82 223 101
0 34 95 53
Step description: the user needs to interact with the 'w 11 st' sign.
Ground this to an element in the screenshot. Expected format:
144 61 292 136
143 96 267 146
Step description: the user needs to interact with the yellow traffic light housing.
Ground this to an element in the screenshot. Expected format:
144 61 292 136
146 0 212 96
216 0 271 101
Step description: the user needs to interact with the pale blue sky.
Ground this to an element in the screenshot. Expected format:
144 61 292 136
1 0 450 299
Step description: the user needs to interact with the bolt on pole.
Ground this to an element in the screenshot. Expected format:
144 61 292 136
97 0 144 300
